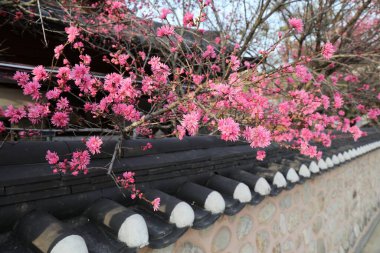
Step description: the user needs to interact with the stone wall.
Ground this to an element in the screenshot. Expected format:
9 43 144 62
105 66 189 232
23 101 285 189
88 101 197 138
139 149 380 253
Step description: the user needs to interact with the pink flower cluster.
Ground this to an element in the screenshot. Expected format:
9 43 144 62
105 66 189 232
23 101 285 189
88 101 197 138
256 150 266 161
243 126 271 148
86 136 103 155
321 42 335 60
218 118 240 141
288 18 303 33
65 26 80 43
183 12 194 27
157 25 175 37
51 112 69 128
181 111 200 136
46 150 59 165
152 198 161 211
160 8 172 19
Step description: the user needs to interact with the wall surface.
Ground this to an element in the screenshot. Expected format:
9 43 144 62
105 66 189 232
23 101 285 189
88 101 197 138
140 149 380 253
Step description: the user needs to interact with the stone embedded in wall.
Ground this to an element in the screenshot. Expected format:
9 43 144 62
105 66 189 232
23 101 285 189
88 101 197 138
287 212 301 233
295 234 303 250
312 216 323 235
303 227 312 245
279 195 292 209
316 238 326 253
341 232 350 252
258 202 276 224
303 183 313 204
212 226 231 253
236 215 253 240
349 230 356 247
240 243 254 253
177 242 204 253
271 222 281 239
354 223 360 237
281 239 295 252
293 190 302 204
302 206 314 224
305 239 317 253
256 230 270 253
317 191 325 211
279 214 287 235
272 243 281 253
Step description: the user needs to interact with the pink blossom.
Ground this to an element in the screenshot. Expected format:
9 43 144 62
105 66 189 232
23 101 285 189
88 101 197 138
181 111 200 136
192 75 204 85
300 143 318 158
256 150 266 161
112 104 140 121
228 55 240 71
300 128 313 142
51 111 69 128
157 25 175 37
152 197 161 211
142 142 153 151
57 66 71 80
70 63 89 80
211 64 221 73
73 42 84 49
122 171 135 184
243 126 271 148
177 125 186 140
160 8 172 19
46 150 59 165
377 93 380 100
288 18 303 33
321 42 335 60
368 108 380 120
333 92 344 109
86 136 103 155
321 95 330 109
23 80 41 100
32 65 48 81
27 103 50 124
54 44 65 59
80 54 92 65
4 105 26 124
138 51 146 61
202 45 216 59
316 74 325 83
65 26 80 43
344 74 359 83
349 126 363 141
0 121 5 133
14 11 23 21
218 118 240 141
69 150 90 171
56 97 70 111
295 65 312 83
183 12 194 27
46 88 62 100
13 71 30 88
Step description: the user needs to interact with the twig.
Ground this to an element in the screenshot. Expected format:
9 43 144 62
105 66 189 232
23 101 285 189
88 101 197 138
0 132 10 149
36 0 48 47
107 135 123 175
